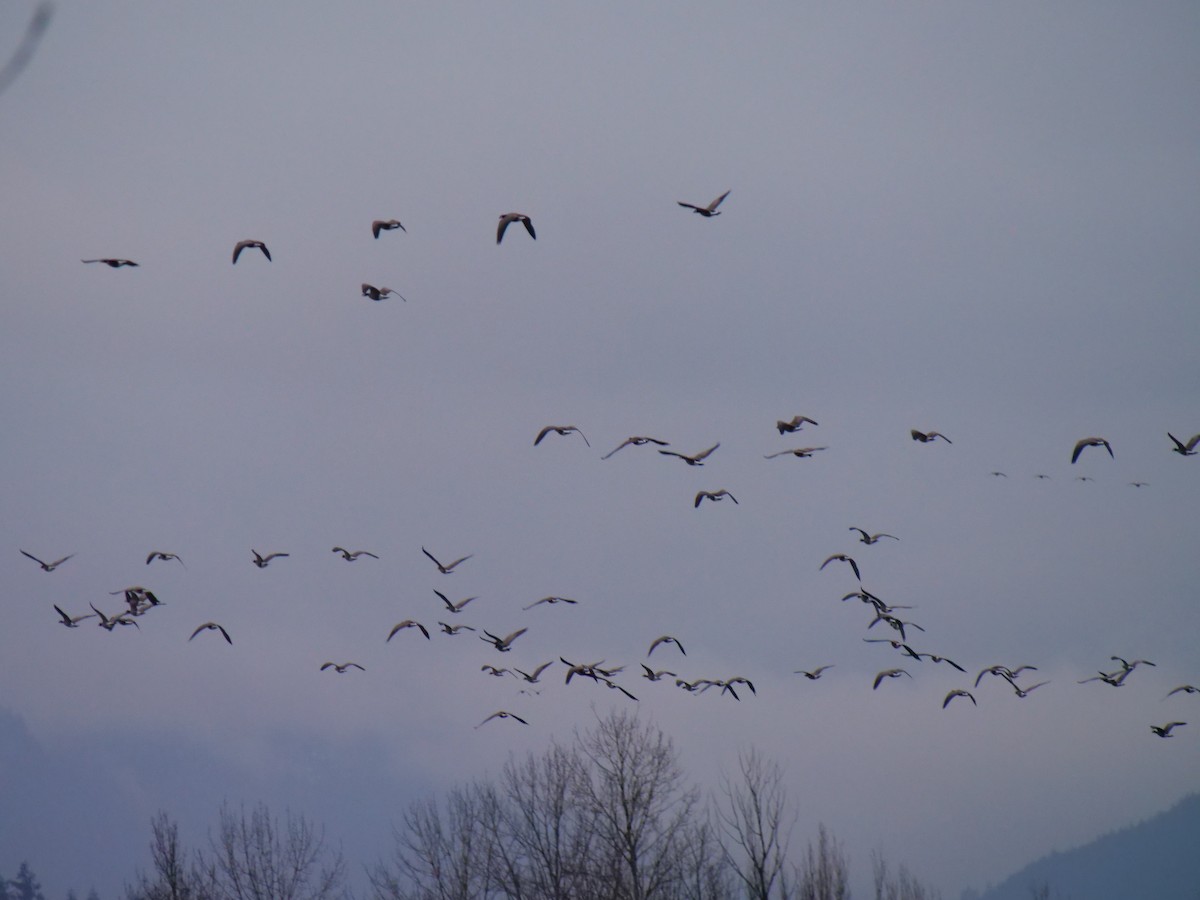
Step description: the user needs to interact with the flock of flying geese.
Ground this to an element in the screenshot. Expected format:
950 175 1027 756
23 409 1197 736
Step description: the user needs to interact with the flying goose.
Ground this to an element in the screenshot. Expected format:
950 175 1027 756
915 652 966 673
513 661 555 683
641 665 677 681
1166 685 1199 698
1008 679 1049 698
776 415 818 434
387 620 431 641
819 553 861 582
523 595 577 610
648 635 685 657
82 258 138 267
497 213 535 244
1168 433 1200 457
476 710 529 727
422 547 472 574
251 550 289 568
434 590 477 613
189 622 231 644
677 190 730 217
695 489 738 508
599 677 639 701
873 668 912 689
371 219 405 238
320 662 364 673
361 283 406 301
90 603 138 631
764 447 826 459
658 443 719 466
1150 721 1186 737
54 605 96 628
911 430 952 444
795 665 834 680
480 627 527 652
146 551 185 567
481 664 509 677
975 664 1038 688
849 527 899 545
602 436 670 459
534 425 590 447
437 621 475 635
1071 436 1113 464
20 550 74 572
331 547 379 561
943 689 976 708
232 240 271 264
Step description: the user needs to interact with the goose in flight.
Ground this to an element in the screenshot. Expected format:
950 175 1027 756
481 627 527 652
20 550 74 572
873 668 912 690
371 219 405 238
232 240 271 264
189 622 231 644
1008 679 1049 698
387 620 431 641
975 664 1037 688
497 213 535 244
82 258 138 267
146 551 185 567
433 590 478 613
54 605 96 628
648 635 685 657
320 662 364 673
677 189 730 217
523 595 577 610
943 689 976 708
820 553 861 582
534 425 590 447
361 283 406 301
252 550 289 568
422 547 472 574
1111 656 1156 672
849 527 898 545
1071 436 1113 464
1168 433 1200 457
658 443 719 466
764 447 826 459
602 436 669 459
795 665 834 680
911 430 952 444
695 489 738 508
1078 671 1130 687
481 664 509 677
331 547 379 561
438 621 475 635
641 665 677 681
1166 685 1199 698
1150 721 1186 738
90 604 138 631
513 661 555 683
776 415 818 434
476 710 529 728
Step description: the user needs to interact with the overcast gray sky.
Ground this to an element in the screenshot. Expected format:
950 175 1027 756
2 2 1198 898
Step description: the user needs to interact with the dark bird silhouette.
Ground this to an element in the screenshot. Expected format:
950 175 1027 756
146 551 185 567
873 668 912 689
232 240 271 264
1166 685 1199 698
332 547 379 561
387 620 431 641
916 652 966 673
849 527 898 545
776 415 818 434
764 447 826 459
1168 433 1200 457
513 661 555 684
497 213 535 244
911 430 952 444
189 622 231 644
943 689 976 708
54 605 95 628
320 662 364 673
20 550 74 572
361 283 406 301
648 635 685 657
677 190 730 217
434 590 478 613
820 553 861 582
422 547 472 574
476 710 528 727
1071 436 1113 464
795 665 834 680
438 622 476 635
641 665 677 681
535 425 589 447
1008 679 1050 698
82 258 138 268
481 665 509 677
523 596 577 610
976 664 1037 688
90 604 138 631
251 550 288 568
372 219 405 238
602 436 669 459
1150 722 1186 737
481 628 527 652
659 443 719 466
695 489 738 508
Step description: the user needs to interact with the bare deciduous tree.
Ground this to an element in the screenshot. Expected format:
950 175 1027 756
797 825 849 900
871 850 941 900
716 748 797 900
126 812 203 900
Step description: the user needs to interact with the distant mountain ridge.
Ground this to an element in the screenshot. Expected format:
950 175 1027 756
965 792 1200 900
